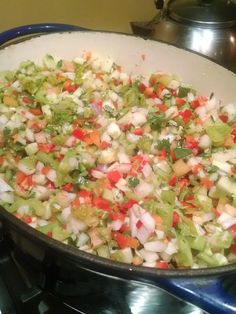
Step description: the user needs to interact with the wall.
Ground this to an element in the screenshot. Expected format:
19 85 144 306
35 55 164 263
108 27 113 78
0 0 156 33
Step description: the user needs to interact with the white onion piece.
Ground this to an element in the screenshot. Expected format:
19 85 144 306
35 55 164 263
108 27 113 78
61 207 71 223
139 249 159 263
90 169 105 179
217 212 236 229
199 134 211 149
142 262 157 268
0 192 14 203
144 241 167 252
135 181 153 199
46 169 57 183
116 163 132 174
213 149 236 162
0 178 13 192
142 163 153 178
111 219 123 231
121 248 133 264
140 212 155 233
67 217 86 233
117 151 130 164
136 225 152 244
165 241 178 255
224 204 236 217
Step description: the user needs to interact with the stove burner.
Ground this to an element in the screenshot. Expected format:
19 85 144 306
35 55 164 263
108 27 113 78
0 238 203 314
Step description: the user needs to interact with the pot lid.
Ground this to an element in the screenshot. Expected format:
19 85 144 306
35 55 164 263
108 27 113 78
168 0 236 28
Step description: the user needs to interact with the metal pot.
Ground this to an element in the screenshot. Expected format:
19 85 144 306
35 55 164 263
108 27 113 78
131 0 236 73
0 24 236 313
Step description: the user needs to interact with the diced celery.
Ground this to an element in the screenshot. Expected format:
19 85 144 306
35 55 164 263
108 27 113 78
52 225 69 241
174 236 193 267
97 245 110 258
206 122 231 146
36 152 59 169
161 190 175 205
189 236 206 251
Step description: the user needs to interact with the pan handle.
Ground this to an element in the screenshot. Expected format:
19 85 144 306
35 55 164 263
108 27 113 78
0 23 87 46
156 275 236 314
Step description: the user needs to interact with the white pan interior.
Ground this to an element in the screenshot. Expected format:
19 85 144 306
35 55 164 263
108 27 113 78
0 31 235 104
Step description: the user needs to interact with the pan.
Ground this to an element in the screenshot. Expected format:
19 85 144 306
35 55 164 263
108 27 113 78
0 24 236 313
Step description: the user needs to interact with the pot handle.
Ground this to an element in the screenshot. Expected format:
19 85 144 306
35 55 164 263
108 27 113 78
0 23 86 46
156 276 236 313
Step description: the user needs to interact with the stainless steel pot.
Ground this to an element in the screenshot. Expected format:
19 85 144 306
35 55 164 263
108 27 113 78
0 24 236 313
131 0 236 73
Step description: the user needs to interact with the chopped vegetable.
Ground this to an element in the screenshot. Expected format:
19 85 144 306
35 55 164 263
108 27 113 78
0 52 235 270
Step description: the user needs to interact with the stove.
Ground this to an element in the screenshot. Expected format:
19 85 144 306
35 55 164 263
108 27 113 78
0 236 203 314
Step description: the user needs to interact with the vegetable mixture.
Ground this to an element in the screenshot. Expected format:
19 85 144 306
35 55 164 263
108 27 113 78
0 52 236 269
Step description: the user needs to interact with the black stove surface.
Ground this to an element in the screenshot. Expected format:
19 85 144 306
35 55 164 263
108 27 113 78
0 239 203 314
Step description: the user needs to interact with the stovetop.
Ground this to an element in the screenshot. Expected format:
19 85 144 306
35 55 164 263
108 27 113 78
0 238 203 314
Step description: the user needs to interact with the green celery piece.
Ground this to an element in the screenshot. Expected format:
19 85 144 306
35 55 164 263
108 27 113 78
178 216 198 237
206 122 231 146
197 252 219 267
156 204 173 233
175 236 193 267
189 236 207 251
209 231 233 251
52 225 70 241
9 198 45 216
43 54 56 70
97 245 110 258
18 156 36 170
161 190 175 205
37 222 58 234
36 152 59 169
137 136 152 152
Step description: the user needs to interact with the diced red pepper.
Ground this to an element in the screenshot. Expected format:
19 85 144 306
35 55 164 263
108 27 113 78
107 170 122 183
23 215 32 224
179 109 191 123
201 177 213 189
78 190 91 198
158 103 168 112
16 171 27 185
47 231 53 238
168 175 177 186
113 232 139 249
175 97 186 106
219 114 229 123
230 244 236 254
133 128 144 136
109 212 125 221
22 96 33 104
158 149 167 160
63 80 79 93
179 178 189 188
93 197 111 211
172 211 180 227
120 199 137 213
185 135 199 149
28 108 42 116
229 225 236 240
62 183 73 192
156 260 169 269
191 99 201 109
139 82 147 92
38 143 55 153
100 141 110 149
71 128 86 140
